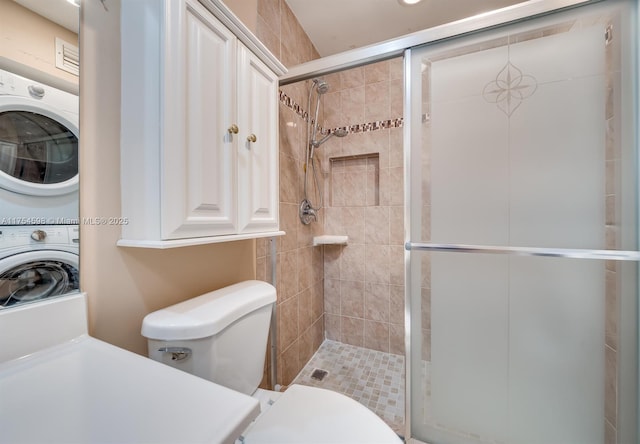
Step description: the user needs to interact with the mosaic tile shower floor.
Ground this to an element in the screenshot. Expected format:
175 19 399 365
291 340 405 436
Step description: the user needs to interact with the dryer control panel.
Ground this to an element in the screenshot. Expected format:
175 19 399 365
0 225 78 249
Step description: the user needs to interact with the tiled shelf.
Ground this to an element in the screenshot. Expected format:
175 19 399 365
313 235 348 246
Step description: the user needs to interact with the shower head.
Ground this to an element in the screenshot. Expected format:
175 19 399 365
314 79 330 94
311 128 349 148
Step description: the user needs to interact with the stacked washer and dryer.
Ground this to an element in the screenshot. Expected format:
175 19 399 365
0 68 79 309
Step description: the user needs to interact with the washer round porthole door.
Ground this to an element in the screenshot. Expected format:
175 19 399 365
0 97 79 197
0 250 79 309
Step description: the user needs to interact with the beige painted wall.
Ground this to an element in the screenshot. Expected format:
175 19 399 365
0 0 78 85
80 0 256 356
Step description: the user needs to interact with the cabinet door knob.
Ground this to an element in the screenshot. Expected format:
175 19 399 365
228 124 239 134
247 134 257 143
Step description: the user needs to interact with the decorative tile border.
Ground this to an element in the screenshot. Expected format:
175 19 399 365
279 89 405 136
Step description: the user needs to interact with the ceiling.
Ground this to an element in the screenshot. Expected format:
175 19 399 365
12 0 79 34
11 0 527 58
286 0 525 56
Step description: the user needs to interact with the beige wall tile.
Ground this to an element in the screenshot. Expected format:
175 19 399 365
389 206 404 246
278 339 301 385
605 269 619 349
312 245 324 284
388 166 404 206
389 246 405 286
341 317 365 347
344 171 368 206
378 167 391 206
390 79 404 119
365 82 390 122
331 171 347 207
605 419 616 444
341 244 366 282
341 86 365 125
256 15 280 60
365 206 390 245
389 323 405 355
324 245 342 280
605 344 617 425
421 287 431 331
324 207 344 236
279 295 299 351
325 314 341 341
389 128 403 169
311 316 324 350
366 131 390 167
256 238 268 258
340 66 365 90
422 328 431 361
365 60 390 84
311 281 324 321
323 91 342 129
278 250 298 300
390 285 405 325
343 207 366 244
389 57 403 81
366 168 380 207
279 154 298 204
279 203 298 252
364 320 390 353
279 106 299 158
324 72 343 92
365 244 390 284
365 282 390 322
297 218 316 249
279 39 299 68
341 280 365 318
299 327 314 365
258 0 280 35
256 256 267 282
299 287 313 333
297 246 314 291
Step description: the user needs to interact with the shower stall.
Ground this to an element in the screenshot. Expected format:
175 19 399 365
279 0 639 442
404 0 638 442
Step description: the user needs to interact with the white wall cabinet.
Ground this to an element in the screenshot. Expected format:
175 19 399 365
119 0 285 248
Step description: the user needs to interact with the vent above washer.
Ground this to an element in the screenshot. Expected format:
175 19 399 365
55 37 79 76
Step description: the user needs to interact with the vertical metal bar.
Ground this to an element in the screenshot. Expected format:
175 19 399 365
269 236 278 389
402 47 413 442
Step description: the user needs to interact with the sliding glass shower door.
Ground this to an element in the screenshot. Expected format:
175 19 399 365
406 1 638 442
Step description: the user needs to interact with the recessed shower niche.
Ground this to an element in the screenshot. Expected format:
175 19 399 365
329 153 380 207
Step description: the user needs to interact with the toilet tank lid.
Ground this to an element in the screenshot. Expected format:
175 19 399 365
141 280 276 341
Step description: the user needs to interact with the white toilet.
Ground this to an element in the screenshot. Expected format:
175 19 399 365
142 280 403 444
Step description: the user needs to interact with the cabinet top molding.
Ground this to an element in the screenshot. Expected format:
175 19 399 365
198 0 287 76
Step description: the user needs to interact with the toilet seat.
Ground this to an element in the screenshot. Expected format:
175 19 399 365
241 384 403 444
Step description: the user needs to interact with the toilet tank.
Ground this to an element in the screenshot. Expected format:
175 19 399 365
141 280 276 395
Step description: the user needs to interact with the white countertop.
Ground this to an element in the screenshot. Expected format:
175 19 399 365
0 334 259 444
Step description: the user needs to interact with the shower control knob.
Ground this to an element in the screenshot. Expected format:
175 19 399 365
31 230 47 241
228 124 239 134
247 134 257 143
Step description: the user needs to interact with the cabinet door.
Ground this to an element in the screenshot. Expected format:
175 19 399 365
236 44 279 234
162 0 237 239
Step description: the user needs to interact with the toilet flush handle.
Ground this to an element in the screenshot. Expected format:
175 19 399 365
158 347 192 361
